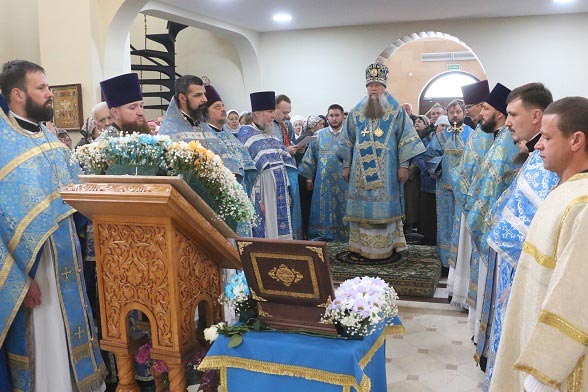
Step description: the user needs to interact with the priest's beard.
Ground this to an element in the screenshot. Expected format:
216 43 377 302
188 102 207 122
25 95 53 122
119 119 151 134
481 115 498 134
364 94 386 120
258 122 272 134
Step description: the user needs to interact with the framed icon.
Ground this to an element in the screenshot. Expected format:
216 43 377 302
51 83 83 130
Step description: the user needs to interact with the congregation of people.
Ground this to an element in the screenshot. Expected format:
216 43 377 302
2 56 588 392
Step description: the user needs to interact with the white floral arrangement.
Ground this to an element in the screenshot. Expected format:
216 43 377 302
72 133 171 173
72 133 255 224
321 276 399 337
166 141 255 224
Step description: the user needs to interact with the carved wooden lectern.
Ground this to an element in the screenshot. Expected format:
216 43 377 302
61 176 241 392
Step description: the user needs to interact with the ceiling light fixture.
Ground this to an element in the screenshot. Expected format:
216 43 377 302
273 13 292 23
553 0 574 4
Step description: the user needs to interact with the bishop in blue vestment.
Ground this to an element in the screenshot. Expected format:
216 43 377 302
335 64 425 260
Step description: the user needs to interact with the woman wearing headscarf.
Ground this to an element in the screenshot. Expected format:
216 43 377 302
224 109 241 135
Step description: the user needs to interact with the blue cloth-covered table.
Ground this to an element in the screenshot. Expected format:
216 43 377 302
199 316 403 392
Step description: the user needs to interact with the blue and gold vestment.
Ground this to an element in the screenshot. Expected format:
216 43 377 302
0 110 105 391
423 124 473 267
478 151 559 385
335 92 425 225
299 127 349 242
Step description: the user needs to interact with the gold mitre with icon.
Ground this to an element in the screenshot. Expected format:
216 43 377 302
365 62 388 87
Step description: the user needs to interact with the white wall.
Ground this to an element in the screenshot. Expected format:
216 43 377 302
124 10 588 119
176 29 246 114
3 5 586 121
130 15 246 120
257 13 588 116
0 0 40 65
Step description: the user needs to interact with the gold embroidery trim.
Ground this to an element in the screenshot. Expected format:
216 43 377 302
358 324 403 369
568 173 588 182
219 367 227 392
554 196 588 271
237 241 252 255
77 365 108 392
0 210 72 345
306 246 325 263
7 352 29 370
0 190 63 290
0 141 67 181
268 264 303 287
8 190 62 253
251 253 319 298
522 241 555 269
514 363 561 389
199 355 369 391
567 355 584 392
72 343 93 363
539 310 588 346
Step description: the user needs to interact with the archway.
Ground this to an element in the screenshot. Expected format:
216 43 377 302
377 32 486 115
103 1 261 91
420 71 479 116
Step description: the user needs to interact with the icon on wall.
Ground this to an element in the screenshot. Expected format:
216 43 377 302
50 83 83 130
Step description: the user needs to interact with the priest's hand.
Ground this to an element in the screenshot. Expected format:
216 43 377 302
398 167 409 183
306 179 314 191
286 145 298 156
24 278 42 308
342 167 350 182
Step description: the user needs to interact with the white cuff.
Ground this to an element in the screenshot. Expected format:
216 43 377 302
523 375 559 392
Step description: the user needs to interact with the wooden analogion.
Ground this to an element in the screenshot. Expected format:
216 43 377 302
61 176 241 392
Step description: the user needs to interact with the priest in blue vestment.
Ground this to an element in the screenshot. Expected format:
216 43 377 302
202 83 257 238
423 100 473 268
237 91 299 239
447 80 492 307
335 63 425 261
158 75 243 181
458 83 523 361
299 104 349 242
0 60 105 392
202 83 257 196
474 84 556 385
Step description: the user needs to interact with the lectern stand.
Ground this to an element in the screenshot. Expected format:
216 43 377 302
61 176 241 392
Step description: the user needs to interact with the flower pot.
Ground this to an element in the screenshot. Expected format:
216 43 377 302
180 172 238 231
334 321 368 340
238 308 258 323
106 163 165 176
179 171 218 211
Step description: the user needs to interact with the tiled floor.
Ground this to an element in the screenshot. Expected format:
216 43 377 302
385 282 486 391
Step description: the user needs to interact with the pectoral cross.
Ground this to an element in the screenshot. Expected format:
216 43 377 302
74 326 84 340
61 266 72 280
361 128 370 137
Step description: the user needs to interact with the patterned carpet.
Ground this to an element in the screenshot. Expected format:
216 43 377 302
326 242 441 298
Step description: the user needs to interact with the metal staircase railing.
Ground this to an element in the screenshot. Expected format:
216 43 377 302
131 21 187 112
